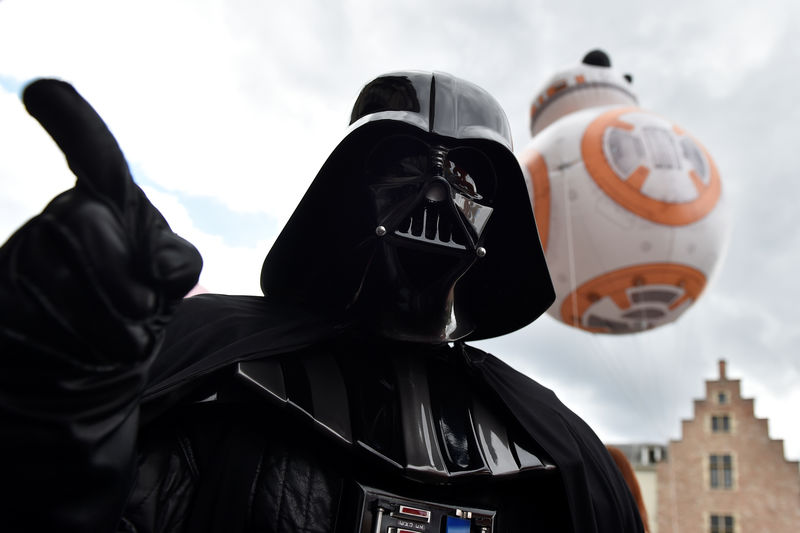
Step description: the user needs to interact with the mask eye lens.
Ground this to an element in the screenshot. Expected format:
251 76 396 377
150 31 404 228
447 161 478 197
366 135 431 223
446 148 496 203
366 135 429 184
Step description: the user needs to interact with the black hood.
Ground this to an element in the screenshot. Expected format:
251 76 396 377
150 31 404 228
260 71 553 341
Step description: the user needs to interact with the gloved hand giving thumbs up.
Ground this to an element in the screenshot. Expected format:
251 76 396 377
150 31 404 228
1 79 202 365
0 79 204 532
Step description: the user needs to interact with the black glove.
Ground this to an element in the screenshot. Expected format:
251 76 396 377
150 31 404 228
0 79 203 532
0 78 202 365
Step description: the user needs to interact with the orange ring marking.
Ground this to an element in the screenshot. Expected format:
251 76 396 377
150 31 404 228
560 263 707 333
609 291 632 310
581 107 721 226
627 166 650 191
688 170 705 194
611 119 635 131
521 148 551 252
547 80 568 97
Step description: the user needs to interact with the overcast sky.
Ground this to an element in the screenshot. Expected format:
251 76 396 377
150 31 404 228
2 0 799 461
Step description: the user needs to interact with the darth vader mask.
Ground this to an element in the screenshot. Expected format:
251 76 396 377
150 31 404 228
261 72 554 343
360 135 499 340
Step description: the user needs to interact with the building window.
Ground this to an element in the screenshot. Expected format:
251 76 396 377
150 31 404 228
710 454 733 489
711 414 730 432
710 514 734 533
716 391 728 404
647 447 659 464
639 445 665 465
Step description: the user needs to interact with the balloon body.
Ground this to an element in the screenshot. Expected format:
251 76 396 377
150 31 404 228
520 104 730 334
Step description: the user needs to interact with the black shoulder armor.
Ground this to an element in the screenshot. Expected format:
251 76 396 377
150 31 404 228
235 341 554 483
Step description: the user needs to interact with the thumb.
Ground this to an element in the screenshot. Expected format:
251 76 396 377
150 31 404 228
147 229 204 300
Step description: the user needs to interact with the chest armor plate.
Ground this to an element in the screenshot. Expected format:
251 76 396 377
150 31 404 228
236 342 554 483
232 342 563 532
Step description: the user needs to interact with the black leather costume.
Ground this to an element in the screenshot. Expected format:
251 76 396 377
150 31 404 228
0 73 643 533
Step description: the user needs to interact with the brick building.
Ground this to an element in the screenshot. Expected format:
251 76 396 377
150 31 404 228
654 360 800 532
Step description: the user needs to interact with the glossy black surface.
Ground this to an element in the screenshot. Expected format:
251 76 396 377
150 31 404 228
261 71 554 341
350 71 513 149
237 342 555 483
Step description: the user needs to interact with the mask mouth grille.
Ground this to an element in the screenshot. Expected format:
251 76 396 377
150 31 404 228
394 201 469 250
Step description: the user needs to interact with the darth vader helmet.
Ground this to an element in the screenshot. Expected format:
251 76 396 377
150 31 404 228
261 71 553 342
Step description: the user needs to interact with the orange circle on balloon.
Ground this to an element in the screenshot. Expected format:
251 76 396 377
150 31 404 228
560 263 707 333
581 107 721 226
520 148 551 252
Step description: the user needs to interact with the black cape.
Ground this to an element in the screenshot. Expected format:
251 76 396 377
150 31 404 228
142 293 643 533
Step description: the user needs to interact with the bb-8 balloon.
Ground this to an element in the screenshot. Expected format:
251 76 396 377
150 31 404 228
520 50 730 334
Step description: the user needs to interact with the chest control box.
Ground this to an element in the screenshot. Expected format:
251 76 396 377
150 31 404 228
353 483 494 533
